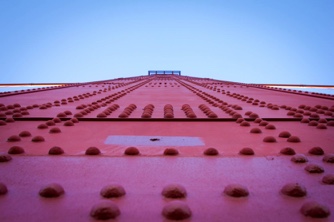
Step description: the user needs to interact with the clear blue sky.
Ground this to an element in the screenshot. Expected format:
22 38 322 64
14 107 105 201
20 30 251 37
0 0 333 85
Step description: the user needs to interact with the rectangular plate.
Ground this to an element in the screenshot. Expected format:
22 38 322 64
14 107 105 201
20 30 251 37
104 135 205 146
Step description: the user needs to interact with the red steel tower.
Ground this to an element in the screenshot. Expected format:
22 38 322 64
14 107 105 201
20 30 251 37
0 72 333 221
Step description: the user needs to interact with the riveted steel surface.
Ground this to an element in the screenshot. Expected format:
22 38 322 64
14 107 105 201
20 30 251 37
0 75 333 221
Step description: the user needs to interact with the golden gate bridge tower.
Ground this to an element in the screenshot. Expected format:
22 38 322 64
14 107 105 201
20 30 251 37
0 71 333 221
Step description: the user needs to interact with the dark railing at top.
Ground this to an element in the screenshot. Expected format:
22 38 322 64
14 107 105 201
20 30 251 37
148 70 181 75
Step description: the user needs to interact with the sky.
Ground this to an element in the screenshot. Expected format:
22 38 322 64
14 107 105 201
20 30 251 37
0 0 333 85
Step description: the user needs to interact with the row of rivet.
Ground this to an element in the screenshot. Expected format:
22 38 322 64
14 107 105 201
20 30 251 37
0 182 332 219
2 147 333 161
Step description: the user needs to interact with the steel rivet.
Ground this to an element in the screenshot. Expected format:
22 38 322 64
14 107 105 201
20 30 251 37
100 184 126 198
263 136 276 143
162 201 192 220
39 183 64 198
48 146 64 155
322 174 334 184
304 164 324 173
278 131 291 138
162 184 187 198
163 148 179 156
7 135 21 142
124 147 140 155
203 147 219 156
85 147 101 155
0 153 12 162
308 147 324 155
291 154 308 163
90 201 120 220
8 146 24 154
223 184 249 197
287 136 301 143
250 128 262 133
300 201 330 218
281 183 307 197
280 147 296 155
0 183 8 195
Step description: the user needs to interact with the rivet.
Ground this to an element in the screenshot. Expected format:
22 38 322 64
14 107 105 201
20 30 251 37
5 117 15 123
45 120 55 126
12 113 23 118
245 111 252 116
294 113 303 118
236 118 244 123
240 121 250 127
300 201 330 218
304 111 311 116
162 201 192 220
48 146 64 155
316 123 327 129
19 131 31 137
118 112 128 118
63 121 74 126
70 118 79 123
0 183 8 195
304 164 324 173
49 127 61 134
278 131 291 138
163 148 179 156
21 111 29 115
90 201 121 220
322 154 334 163
97 113 107 118
0 120 6 126
52 117 61 123
100 184 126 198
265 124 276 130
263 136 276 143
162 184 187 198
74 113 83 118
223 184 249 197
203 147 219 156
8 146 25 154
0 153 12 162
322 174 334 184
250 128 262 133
280 147 296 155
308 120 318 126
85 147 101 155
7 135 21 142
37 123 48 129
281 183 307 197
31 136 45 142
124 147 140 155
56 112 66 117
291 154 308 163
308 147 324 155
327 121 334 126
239 147 254 155
232 113 242 118
287 136 301 143
39 183 64 198
64 110 72 115
208 112 218 118
249 113 259 118
300 118 310 123
318 118 327 123
259 121 268 126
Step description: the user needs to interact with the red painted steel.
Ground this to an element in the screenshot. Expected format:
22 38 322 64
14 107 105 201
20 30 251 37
0 74 333 221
